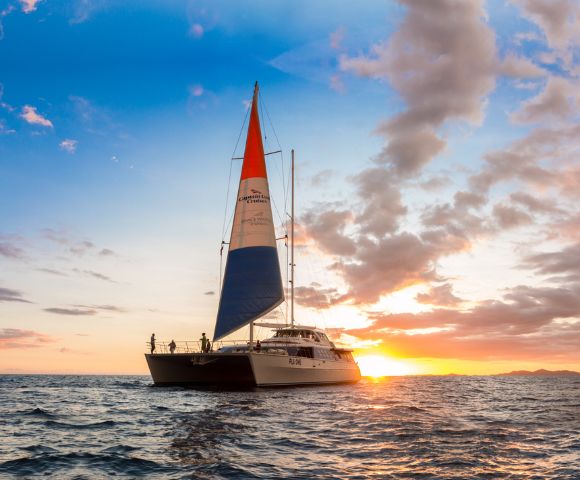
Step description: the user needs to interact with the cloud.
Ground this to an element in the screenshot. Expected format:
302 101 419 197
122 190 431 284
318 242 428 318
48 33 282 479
74 304 127 313
333 233 441 305
347 282 580 360
189 84 204 97
0 287 32 303
20 105 53 128
498 53 547 78
0 119 16 135
341 0 496 177
0 328 54 349
204 291 215 295
329 27 346 50
59 139 78 153
511 0 580 70
20 0 41 14
69 240 95 256
189 23 204 38
0 6 15 40
492 204 533 229
98 248 116 256
416 283 463 307
329 74 345 93
42 228 69 245
69 0 107 25
509 192 562 215
522 243 580 281
352 168 408 237
301 207 356 256
469 124 580 195
294 284 344 309
44 307 97 316
73 269 115 282
37 268 68 277
0 236 25 260
510 76 580 124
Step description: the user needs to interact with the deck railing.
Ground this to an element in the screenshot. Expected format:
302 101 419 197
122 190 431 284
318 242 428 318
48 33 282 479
146 339 249 354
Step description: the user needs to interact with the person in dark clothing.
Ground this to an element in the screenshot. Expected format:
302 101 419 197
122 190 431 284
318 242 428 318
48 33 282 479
169 339 176 354
150 333 156 354
200 333 208 353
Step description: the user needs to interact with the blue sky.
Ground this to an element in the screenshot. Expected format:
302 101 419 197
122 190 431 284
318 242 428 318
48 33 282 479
1 0 579 374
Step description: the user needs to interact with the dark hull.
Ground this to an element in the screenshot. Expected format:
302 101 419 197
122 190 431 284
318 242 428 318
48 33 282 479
145 353 256 386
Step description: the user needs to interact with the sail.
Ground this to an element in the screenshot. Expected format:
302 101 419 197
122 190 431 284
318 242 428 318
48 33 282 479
214 83 284 341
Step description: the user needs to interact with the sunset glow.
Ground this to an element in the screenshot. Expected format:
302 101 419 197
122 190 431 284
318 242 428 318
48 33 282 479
355 355 418 377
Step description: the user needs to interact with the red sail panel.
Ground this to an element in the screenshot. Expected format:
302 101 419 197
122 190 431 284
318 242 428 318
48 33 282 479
240 86 267 180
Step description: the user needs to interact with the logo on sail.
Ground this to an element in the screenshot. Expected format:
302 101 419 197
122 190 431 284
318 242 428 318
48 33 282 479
238 189 269 204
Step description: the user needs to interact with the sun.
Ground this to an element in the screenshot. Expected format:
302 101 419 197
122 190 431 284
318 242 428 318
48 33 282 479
355 354 417 377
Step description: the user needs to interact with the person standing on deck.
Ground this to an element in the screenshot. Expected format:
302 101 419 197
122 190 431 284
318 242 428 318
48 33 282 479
150 333 156 354
169 339 176 354
200 333 208 353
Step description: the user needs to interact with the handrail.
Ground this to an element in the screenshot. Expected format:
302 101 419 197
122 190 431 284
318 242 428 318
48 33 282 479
145 338 339 354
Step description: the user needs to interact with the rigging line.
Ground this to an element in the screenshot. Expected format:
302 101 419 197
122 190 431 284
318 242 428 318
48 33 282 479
259 89 288 220
221 102 251 242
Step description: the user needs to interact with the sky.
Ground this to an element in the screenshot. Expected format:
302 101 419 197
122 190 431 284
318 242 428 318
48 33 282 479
1 0 579 375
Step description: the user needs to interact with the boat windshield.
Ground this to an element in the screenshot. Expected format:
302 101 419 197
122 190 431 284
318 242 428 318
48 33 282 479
274 329 319 340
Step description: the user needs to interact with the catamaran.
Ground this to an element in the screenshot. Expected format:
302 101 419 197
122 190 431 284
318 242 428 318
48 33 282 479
145 83 361 386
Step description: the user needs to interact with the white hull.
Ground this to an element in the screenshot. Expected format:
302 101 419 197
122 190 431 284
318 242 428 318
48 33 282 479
145 351 360 387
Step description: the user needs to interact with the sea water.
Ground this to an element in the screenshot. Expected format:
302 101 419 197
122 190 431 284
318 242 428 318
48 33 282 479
0 375 578 479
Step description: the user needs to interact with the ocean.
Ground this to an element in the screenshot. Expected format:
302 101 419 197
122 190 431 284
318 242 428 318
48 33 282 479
0 375 578 479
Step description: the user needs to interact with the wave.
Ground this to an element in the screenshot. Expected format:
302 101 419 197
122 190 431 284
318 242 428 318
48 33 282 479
0 452 174 476
21 407 57 418
43 419 117 430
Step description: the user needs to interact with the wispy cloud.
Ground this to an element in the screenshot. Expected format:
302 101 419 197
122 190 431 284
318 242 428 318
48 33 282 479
73 268 116 283
188 23 204 38
0 6 16 40
74 304 127 313
20 0 41 15
0 328 54 349
44 307 97 316
0 287 32 303
37 268 68 277
0 235 25 260
20 105 53 128
59 139 78 154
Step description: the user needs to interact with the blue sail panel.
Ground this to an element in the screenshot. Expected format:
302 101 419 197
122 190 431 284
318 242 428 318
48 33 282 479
214 246 284 340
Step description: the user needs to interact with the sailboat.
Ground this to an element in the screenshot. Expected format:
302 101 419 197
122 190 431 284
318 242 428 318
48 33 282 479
145 83 361 387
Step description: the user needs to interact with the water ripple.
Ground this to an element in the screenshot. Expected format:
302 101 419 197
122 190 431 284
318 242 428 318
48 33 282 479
0 375 578 479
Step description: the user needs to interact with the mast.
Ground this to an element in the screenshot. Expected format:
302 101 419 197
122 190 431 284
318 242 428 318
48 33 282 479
290 149 295 327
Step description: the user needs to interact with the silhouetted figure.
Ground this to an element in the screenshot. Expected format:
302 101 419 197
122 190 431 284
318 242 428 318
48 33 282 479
169 339 176 354
200 333 208 353
255 340 261 352
150 333 156 354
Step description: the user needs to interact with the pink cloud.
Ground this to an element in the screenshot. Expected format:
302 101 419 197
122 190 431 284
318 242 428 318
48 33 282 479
20 105 53 128
189 23 204 38
0 328 54 349
347 282 580 361
20 0 41 14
